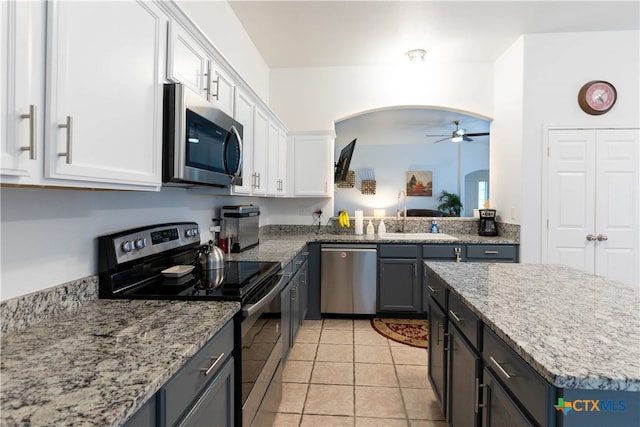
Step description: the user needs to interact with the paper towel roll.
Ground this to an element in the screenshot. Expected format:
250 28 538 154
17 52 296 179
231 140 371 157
354 210 364 235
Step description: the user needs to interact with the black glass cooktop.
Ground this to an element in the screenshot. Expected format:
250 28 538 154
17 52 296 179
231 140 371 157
116 261 281 303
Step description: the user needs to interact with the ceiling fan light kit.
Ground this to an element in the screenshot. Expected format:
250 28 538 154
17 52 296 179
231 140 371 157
426 120 490 143
406 48 427 63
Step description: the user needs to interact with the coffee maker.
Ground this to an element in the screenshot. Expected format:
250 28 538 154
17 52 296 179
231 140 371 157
478 209 498 236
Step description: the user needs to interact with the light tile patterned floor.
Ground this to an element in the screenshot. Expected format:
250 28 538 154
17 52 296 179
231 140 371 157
273 318 446 427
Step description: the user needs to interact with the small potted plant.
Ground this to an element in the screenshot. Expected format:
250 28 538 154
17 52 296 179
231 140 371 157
437 191 463 217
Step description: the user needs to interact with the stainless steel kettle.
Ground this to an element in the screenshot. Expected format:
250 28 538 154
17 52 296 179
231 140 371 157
198 240 225 270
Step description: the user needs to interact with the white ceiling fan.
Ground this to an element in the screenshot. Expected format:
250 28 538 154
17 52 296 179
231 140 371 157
426 120 490 143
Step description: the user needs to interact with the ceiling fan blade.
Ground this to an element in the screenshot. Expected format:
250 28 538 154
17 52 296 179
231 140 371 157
432 136 450 143
425 134 449 137
463 135 473 142
465 132 490 137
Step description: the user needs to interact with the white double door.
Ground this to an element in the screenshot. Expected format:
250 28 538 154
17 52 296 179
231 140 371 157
546 128 639 287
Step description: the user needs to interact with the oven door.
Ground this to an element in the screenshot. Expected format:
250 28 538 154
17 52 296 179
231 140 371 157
241 273 283 427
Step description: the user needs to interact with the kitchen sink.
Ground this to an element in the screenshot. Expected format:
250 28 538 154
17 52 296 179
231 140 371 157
377 232 457 240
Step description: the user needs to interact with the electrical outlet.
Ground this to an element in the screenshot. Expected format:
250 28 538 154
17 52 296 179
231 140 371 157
510 207 516 220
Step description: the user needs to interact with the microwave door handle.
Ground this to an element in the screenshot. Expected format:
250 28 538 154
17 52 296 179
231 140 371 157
230 124 243 179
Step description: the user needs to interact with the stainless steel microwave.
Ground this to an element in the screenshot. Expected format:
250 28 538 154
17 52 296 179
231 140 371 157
163 83 243 187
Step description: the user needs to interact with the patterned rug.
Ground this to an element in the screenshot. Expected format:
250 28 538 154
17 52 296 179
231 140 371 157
371 318 428 349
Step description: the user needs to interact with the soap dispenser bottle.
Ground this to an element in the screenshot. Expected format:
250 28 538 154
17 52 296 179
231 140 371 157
378 219 386 234
366 219 375 235
431 219 439 234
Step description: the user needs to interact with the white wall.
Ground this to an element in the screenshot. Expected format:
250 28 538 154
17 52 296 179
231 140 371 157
176 0 270 102
519 30 639 263
490 37 524 226
0 187 272 300
270 62 495 131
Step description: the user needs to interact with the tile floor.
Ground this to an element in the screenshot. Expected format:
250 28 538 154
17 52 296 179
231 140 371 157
273 318 446 427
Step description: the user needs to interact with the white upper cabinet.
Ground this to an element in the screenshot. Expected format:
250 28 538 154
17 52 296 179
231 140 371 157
44 0 167 189
167 22 209 99
252 107 269 196
1 0 45 182
289 132 335 197
267 121 285 196
167 21 234 117
231 87 254 195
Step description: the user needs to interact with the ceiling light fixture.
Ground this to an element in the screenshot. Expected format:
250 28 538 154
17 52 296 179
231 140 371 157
406 48 427 63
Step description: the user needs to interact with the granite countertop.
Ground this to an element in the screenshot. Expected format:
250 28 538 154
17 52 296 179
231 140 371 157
424 262 640 391
0 299 240 426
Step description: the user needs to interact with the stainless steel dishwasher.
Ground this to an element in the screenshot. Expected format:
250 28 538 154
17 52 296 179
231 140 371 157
321 244 377 314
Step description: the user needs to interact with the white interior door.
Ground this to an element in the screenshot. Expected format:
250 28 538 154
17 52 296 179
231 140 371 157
547 129 597 273
593 129 639 286
547 128 639 288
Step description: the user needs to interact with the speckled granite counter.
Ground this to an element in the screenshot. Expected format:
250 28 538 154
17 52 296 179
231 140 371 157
0 299 239 426
424 262 640 391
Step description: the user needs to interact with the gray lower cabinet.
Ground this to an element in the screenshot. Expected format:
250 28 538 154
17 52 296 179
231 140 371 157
282 248 309 361
466 244 518 262
378 245 420 313
177 358 234 427
447 321 481 427
124 397 156 427
427 297 447 418
482 367 533 427
159 320 235 427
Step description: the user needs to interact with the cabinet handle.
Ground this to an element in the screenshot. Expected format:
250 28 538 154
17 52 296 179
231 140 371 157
490 356 513 379
202 352 225 376
449 309 463 323
427 285 438 294
20 105 37 160
58 116 73 164
454 247 462 262
257 173 261 189
475 378 487 413
586 234 597 241
596 234 608 241
204 64 211 99
484 250 499 254
211 76 220 100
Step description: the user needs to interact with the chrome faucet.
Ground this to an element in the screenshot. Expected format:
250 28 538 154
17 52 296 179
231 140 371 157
397 190 407 232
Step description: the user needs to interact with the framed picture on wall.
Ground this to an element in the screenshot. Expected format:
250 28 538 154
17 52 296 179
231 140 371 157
406 171 432 196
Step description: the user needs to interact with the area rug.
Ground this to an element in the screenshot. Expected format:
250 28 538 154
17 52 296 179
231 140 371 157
371 318 428 349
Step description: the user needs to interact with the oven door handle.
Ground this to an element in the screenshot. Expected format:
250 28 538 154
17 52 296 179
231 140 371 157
242 273 284 318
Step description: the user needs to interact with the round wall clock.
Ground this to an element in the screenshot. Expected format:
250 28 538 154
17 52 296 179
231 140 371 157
578 80 617 115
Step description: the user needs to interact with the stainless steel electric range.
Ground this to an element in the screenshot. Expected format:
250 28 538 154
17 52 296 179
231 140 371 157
98 222 283 427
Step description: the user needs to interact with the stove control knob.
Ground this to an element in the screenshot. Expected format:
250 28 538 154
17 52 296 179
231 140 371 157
121 240 134 252
185 228 199 238
135 238 147 249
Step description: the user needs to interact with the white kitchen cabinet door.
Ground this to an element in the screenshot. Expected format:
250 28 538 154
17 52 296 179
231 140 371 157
209 62 235 117
266 121 280 196
231 87 254 195
167 23 234 117
167 21 209 99
547 128 639 287
44 0 166 189
290 132 334 197
0 0 45 182
252 107 268 196
277 128 287 196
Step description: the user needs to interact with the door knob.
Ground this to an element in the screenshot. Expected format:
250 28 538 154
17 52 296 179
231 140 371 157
596 234 608 241
586 234 597 241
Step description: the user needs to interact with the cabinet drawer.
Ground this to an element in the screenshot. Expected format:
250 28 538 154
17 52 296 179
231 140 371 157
448 292 480 349
422 244 464 260
379 244 417 258
483 326 554 427
425 270 447 310
162 320 234 427
466 245 517 261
